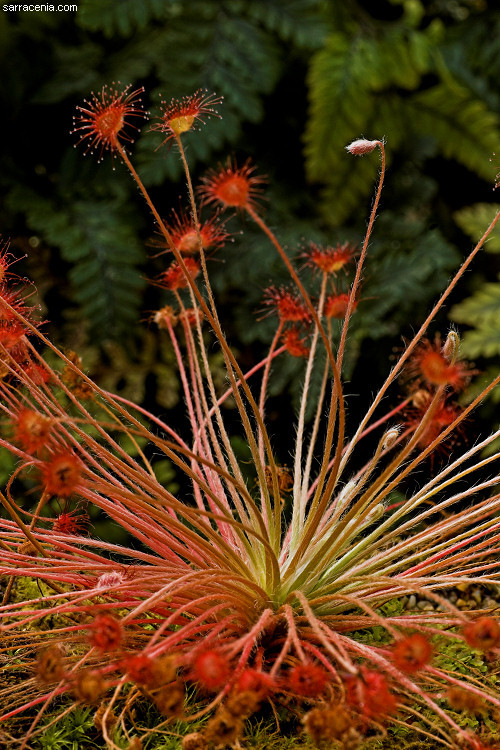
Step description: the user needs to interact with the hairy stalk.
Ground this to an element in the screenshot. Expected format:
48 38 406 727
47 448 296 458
116 143 281 592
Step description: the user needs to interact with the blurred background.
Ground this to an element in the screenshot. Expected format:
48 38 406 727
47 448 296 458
1 0 499 490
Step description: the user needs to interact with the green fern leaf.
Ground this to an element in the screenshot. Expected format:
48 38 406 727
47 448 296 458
459 325 500 359
363 30 430 91
462 328 500 359
6 187 146 341
451 282 500 326
78 0 169 37
305 33 374 192
32 41 102 103
453 203 500 253
246 0 329 49
361 227 460 338
304 27 434 223
450 282 500 358
305 20 499 224
403 83 500 182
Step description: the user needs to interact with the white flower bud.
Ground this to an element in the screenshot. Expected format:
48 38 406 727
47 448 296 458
442 330 460 364
381 427 400 451
345 139 379 156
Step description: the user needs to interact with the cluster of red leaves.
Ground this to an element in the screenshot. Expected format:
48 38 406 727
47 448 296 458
0 246 88 508
237 668 275 697
406 336 474 392
149 303 206 335
262 287 312 358
324 292 355 319
286 662 330 697
192 650 231 691
463 617 500 651
0 244 94 534
258 238 358 359
152 210 228 303
35 612 499 749
89 614 124 652
346 667 397 721
11 414 86 506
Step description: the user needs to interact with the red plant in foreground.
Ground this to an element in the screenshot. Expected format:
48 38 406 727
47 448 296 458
346 669 397 721
287 663 330 697
282 326 310 357
392 633 433 674
237 668 275 697
89 614 124 652
0 287 32 349
404 396 464 451
263 286 312 323
12 408 52 454
124 654 155 686
193 650 230 691
40 451 83 497
2 87 500 750
52 509 89 536
324 292 355 319
463 618 500 651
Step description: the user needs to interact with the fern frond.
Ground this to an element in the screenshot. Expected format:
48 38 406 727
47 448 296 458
305 33 373 185
450 281 500 358
454 203 500 253
7 187 146 341
78 0 168 37
449 204 500 359
403 83 500 182
246 0 329 48
361 227 460 338
304 27 436 223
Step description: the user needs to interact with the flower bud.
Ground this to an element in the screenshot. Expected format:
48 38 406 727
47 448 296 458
345 139 379 156
366 503 384 524
442 330 460 364
336 479 357 509
381 427 400 451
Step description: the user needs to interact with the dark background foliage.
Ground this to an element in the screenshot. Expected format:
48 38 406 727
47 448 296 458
1 0 499 449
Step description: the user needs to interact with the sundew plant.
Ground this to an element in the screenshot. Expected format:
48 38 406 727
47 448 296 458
1 85 500 750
